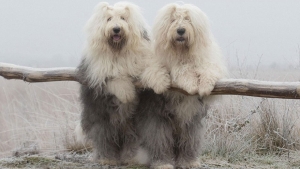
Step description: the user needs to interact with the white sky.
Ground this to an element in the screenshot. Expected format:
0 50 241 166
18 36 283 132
0 0 300 68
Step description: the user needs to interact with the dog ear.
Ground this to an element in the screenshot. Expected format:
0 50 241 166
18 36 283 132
161 4 177 22
124 4 136 17
125 5 130 13
153 4 177 50
121 3 150 45
84 2 111 50
94 2 110 12
88 2 111 25
186 5 211 47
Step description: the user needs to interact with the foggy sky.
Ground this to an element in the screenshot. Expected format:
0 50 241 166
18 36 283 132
0 0 300 68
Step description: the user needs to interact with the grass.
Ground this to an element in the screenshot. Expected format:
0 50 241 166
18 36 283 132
0 68 300 168
0 81 81 157
0 155 149 169
202 68 300 166
252 99 300 154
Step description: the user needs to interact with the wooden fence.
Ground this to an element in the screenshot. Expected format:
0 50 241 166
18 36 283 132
0 62 299 99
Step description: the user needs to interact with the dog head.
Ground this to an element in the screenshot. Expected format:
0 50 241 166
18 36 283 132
85 2 149 52
153 3 212 52
104 4 129 50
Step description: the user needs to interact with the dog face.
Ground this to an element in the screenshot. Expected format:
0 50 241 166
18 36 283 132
153 4 211 51
167 8 194 47
104 6 130 50
85 2 149 52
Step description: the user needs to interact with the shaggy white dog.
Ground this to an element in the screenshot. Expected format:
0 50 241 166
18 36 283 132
136 3 227 169
83 2 169 98
77 2 169 165
153 3 227 97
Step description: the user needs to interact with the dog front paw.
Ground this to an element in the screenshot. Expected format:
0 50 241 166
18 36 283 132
177 72 199 95
141 67 171 94
198 77 216 97
182 84 198 95
152 74 171 94
116 89 136 104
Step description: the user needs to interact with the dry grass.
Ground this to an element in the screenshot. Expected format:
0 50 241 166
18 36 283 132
0 80 82 157
0 68 300 168
252 99 300 154
202 69 300 163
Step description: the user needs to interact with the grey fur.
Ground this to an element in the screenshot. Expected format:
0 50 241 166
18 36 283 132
135 89 207 167
77 61 139 164
142 29 150 41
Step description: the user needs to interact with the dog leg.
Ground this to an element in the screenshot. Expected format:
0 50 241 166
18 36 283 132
141 64 171 94
142 116 175 168
143 115 175 168
136 90 175 168
120 121 139 165
175 105 206 169
130 147 150 165
197 73 216 97
88 122 120 165
172 70 199 95
80 86 122 165
196 65 224 97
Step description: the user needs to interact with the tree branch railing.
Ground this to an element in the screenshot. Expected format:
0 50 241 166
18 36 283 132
0 62 300 99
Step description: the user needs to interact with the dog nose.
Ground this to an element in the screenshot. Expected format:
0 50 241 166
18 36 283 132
113 26 121 33
177 28 185 35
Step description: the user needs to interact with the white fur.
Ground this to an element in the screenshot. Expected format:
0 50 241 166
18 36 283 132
152 163 174 169
153 3 228 97
74 121 92 147
132 147 150 165
82 2 170 103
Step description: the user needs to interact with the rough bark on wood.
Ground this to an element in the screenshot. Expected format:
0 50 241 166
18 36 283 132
0 63 77 82
1 62 300 99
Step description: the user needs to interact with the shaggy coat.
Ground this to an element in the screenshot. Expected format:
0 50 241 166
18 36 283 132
136 3 227 169
77 2 169 165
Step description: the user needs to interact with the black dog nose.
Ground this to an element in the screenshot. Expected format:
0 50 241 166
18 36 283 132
113 26 121 33
177 28 185 35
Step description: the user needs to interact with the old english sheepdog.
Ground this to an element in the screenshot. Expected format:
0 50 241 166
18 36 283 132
77 2 170 165
135 3 227 169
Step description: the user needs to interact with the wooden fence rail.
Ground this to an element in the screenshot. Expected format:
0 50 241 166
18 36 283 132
0 62 300 99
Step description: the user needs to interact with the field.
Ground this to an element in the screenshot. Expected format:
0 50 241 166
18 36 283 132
0 68 300 169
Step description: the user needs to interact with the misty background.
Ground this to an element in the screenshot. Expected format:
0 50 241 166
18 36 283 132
0 0 300 69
